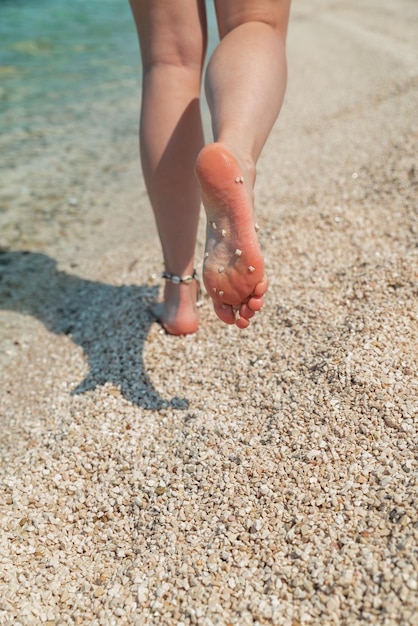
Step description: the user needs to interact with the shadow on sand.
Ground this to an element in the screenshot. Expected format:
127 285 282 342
0 249 188 410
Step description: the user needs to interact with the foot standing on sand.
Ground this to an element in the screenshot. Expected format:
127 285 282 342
129 0 291 334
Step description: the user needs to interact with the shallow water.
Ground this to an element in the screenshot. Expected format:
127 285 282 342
0 0 139 123
0 0 218 131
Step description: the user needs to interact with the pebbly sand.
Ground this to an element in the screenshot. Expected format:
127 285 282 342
1 0 417 624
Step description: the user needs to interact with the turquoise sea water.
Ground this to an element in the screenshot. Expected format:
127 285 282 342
0 0 218 129
0 0 140 119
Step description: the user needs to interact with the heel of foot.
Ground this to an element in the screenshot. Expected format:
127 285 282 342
195 143 244 197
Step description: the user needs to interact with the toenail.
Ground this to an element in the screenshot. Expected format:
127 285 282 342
219 290 224 297
218 266 224 273
248 266 255 272
221 229 226 237
255 223 260 232
234 249 242 256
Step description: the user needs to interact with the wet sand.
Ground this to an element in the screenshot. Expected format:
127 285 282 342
1 1 417 623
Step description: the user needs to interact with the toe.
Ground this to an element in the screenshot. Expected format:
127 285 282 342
235 315 250 329
240 303 256 319
247 295 264 312
253 276 269 298
213 302 236 325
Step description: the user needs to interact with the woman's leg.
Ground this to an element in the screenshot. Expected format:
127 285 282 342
129 0 207 335
195 0 291 328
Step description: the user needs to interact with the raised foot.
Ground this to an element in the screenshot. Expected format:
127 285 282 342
195 142 268 328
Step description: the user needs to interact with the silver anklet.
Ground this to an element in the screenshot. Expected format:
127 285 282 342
161 269 197 285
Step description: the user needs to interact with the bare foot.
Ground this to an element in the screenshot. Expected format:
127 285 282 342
195 142 268 328
151 279 200 336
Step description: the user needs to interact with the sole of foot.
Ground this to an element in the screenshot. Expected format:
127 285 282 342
195 142 268 328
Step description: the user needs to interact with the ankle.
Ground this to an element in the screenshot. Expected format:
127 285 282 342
161 269 197 285
162 269 201 308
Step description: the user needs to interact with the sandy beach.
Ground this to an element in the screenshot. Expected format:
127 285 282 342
1 0 417 624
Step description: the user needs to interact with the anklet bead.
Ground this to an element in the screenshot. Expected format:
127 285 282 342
161 269 197 285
